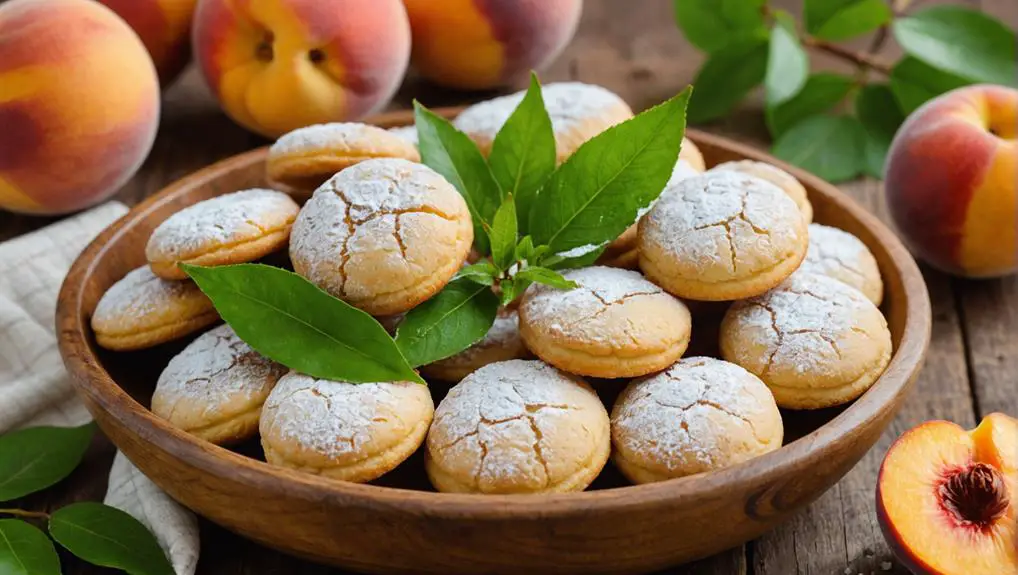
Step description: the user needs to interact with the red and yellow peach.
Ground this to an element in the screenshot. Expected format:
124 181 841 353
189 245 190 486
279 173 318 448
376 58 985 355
403 0 581 90
0 0 160 215
192 0 411 138
885 85 1017 278
97 0 198 86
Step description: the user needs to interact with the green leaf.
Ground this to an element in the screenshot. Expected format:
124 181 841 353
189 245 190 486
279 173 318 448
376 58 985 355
498 278 528 307
855 84 906 178
488 195 518 271
541 243 607 270
182 264 423 384
488 74 556 233
688 34 769 123
49 503 172 575
805 0 892 41
0 423 93 502
772 115 867 182
529 88 691 256
673 0 767 53
515 267 578 290
514 235 535 264
414 101 502 254
455 261 498 286
893 5 1017 87
765 12 809 107
0 520 60 575
888 56 969 114
395 279 499 367
767 73 855 137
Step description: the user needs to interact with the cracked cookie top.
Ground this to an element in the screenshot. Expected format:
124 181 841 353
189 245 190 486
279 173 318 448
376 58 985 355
638 171 808 300
259 371 434 479
289 158 474 316
709 160 812 222
420 308 530 382
800 224 883 305
151 324 286 443
610 357 783 482
719 272 892 410
425 360 611 494
145 188 299 277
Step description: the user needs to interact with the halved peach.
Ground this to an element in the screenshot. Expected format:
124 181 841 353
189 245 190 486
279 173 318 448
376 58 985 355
877 414 1017 574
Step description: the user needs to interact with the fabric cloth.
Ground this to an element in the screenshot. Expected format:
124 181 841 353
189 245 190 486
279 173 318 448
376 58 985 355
0 202 199 575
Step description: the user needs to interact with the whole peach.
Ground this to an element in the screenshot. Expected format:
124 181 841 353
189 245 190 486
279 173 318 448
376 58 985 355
97 0 198 86
192 0 411 138
0 0 160 215
885 85 1017 278
403 0 581 90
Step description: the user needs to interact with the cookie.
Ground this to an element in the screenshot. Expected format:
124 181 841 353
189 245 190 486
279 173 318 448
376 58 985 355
91 266 219 351
289 158 473 316
638 172 808 301
454 82 633 163
679 137 706 172
710 160 813 222
146 189 299 280
425 360 610 494
420 308 530 382
611 357 783 484
719 272 893 410
259 372 434 483
518 266 692 378
267 123 421 196
151 324 286 445
387 125 418 148
800 223 884 305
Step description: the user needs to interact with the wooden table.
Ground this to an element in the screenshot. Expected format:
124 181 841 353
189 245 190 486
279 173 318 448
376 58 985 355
3 1 1015 573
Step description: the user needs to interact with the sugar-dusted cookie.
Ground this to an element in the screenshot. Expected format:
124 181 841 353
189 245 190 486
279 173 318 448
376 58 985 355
290 158 473 316
91 266 219 351
454 82 633 163
146 189 299 280
426 360 610 494
518 266 692 378
259 372 434 483
611 357 783 484
720 273 892 410
151 324 286 445
709 160 813 222
680 136 706 172
638 172 808 301
267 123 421 196
420 308 530 382
387 125 418 148
800 223 883 305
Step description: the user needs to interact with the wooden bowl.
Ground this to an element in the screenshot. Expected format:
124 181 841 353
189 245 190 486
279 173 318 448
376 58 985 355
57 109 931 575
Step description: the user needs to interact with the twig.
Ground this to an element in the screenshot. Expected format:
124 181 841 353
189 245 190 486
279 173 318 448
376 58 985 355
802 37 894 75
0 508 50 520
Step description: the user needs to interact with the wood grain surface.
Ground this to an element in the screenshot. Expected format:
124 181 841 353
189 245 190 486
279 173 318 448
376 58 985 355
2 1 1016 574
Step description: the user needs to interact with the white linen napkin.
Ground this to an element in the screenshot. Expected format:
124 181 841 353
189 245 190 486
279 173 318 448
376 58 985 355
0 202 199 575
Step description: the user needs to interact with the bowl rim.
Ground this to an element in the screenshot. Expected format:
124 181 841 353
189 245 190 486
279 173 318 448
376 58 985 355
57 108 932 519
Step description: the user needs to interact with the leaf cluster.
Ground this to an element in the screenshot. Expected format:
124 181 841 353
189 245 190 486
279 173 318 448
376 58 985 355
0 424 174 574
676 0 1017 181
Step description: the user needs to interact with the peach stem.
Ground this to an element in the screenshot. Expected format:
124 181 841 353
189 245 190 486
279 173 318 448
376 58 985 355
0 508 50 520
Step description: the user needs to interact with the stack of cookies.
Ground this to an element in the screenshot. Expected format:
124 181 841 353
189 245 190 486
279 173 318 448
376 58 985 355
91 82 892 496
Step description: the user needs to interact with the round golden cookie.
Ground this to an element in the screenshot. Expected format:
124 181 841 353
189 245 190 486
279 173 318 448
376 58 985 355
453 82 633 163
146 189 299 280
611 356 783 484
91 266 219 351
151 324 286 445
420 308 530 382
638 172 808 301
709 160 813 222
800 223 884 305
720 272 892 410
259 372 434 483
680 137 706 172
267 123 421 195
518 266 692 378
289 158 474 316
425 360 610 494
387 125 418 148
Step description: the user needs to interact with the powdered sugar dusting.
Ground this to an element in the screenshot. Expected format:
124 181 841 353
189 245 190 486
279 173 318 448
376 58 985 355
666 158 703 188
92 266 210 331
146 189 297 261
428 359 608 493
152 324 286 425
800 224 882 301
261 372 432 461
612 357 780 475
428 308 525 370
269 122 410 156
387 125 418 147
